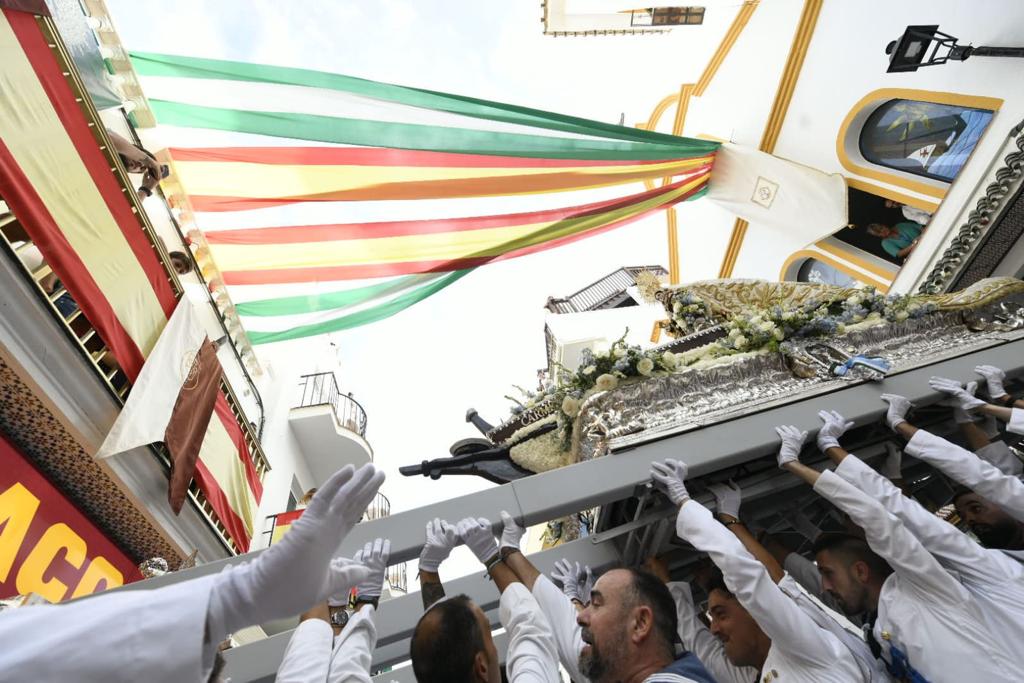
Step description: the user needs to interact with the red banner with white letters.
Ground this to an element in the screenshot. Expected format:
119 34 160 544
0 433 139 602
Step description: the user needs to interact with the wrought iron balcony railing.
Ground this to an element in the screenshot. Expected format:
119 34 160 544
296 372 368 438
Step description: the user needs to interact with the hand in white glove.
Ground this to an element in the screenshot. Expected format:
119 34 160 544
775 425 807 468
419 518 459 573
353 537 390 602
880 393 912 429
817 409 854 451
456 517 499 565
930 376 986 412
650 459 690 506
499 510 525 551
325 557 374 607
708 481 742 520
552 558 589 603
975 364 1007 399
881 442 903 480
939 381 981 424
209 463 384 638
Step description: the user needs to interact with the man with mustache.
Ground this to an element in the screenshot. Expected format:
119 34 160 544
575 566 716 683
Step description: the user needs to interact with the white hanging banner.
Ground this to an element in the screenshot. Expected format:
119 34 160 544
707 142 848 245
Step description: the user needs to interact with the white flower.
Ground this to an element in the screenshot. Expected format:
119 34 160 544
673 301 683 313
895 310 909 321
734 335 748 349
637 358 655 376
561 396 581 417
847 295 862 306
759 321 775 333
836 323 846 335
729 327 741 339
773 328 785 340
661 352 678 369
596 373 618 392
614 348 627 359
867 311 882 321
582 365 596 375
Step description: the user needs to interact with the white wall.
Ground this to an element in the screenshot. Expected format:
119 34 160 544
662 0 1024 288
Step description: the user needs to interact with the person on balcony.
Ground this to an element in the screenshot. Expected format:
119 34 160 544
0 463 385 683
777 421 1022 683
276 538 391 683
106 129 166 202
866 221 923 261
650 459 866 683
883 199 932 226
410 515 560 682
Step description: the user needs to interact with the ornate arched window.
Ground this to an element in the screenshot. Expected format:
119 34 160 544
859 99 994 183
796 258 857 287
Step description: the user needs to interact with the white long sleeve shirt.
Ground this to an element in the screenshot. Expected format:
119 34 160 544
974 440 1023 477
781 552 861 625
775 575 889 683
1008 407 1024 435
277 619 334 683
531 574 587 682
499 582 561 683
0 574 217 682
667 581 757 683
813 470 1022 683
327 605 377 683
905 428 1024 522
675 501 865 683
834 454 1024 663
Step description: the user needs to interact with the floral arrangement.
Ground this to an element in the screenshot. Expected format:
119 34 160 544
503 286 939 466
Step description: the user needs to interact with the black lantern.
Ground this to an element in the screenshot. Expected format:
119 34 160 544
886 25 1024 73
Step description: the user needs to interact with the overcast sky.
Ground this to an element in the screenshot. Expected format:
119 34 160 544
106 0 736 578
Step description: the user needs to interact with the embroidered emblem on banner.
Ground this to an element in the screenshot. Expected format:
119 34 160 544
751 176 779 209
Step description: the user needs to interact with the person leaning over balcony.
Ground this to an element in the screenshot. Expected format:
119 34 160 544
776 421 1022 683
0 463 385 683
650 459 866 683
866 221 922 261
106 129 166 202
410 516 560 683
276 538 391 683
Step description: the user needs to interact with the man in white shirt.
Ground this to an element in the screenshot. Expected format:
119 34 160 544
882 390 1024 528
650 459 866 683
815 408 1024 664
276 538 391 683
410 516 560 683
777 423 1022 683
0 463 385 683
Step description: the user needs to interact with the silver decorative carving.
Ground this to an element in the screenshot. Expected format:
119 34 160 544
573 301 1024 461
919 127 1024 295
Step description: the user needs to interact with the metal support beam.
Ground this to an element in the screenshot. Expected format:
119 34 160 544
222 535 619 682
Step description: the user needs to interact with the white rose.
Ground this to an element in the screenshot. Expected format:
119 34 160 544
596 373 618 392
759 321 775 333
637 358 655 376
561 396 581 417
729 328 741 339
867 311 882 321
895 310 909 321
661 352 678 369
848 296 862 306
836 323 846 335
734 335 748 349
582 365 596 375
673 301 683 313
614 348 627 359
773 328 785 340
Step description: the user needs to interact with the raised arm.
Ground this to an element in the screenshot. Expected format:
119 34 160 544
327 539 390 683
417 518 459 610
709 481 785 583
651 459 848 668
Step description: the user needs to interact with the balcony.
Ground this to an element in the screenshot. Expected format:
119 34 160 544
289 372 373 486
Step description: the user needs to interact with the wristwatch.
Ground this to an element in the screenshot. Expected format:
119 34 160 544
329 606 350 628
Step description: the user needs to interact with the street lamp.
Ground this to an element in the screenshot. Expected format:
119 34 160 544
886 25 1024 73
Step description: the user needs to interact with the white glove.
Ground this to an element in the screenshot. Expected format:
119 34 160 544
419 518 459 573
499 510 525 551
975 364 1007 399
650 459 690 506
353 537 390 602
881 442 903 480
456 517 499 565
551 559 590 603
930 376 986 412
708 481 742 519
939 381 982 424
817 409 854 451
880 393 912 429
775 425 807 468
208 464 383 639
326 557 374 607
